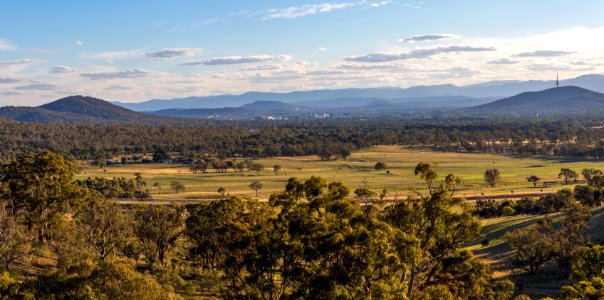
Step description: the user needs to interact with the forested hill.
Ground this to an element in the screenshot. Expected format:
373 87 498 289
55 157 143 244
0 95 210 126
466 86 604 115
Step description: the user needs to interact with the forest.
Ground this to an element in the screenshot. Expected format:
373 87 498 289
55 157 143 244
1 116 604 162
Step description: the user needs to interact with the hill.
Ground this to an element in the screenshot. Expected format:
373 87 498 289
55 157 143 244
467 86 604 115
39 95 148 121
0 95 204 125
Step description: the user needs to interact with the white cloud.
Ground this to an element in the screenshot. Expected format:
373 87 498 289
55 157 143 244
346 46 496 62
181 55 291 66
75 40 83 46
145 48 203 60
80 69 151 80
369 1 392 8
318 47 329 52
49 66 77 73
262 2 358 20
405 34 458 43
0 39 16 51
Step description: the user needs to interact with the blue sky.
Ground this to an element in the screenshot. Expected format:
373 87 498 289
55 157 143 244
1 0 604 105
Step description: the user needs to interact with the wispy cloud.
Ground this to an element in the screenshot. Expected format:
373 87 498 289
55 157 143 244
369 1 393 8
165 18 221 32
48 66 77 73
181 55 291 66
0 39 16 51
0 58 38 67
318 47 329 52
145 48 203 60
402 2 435 11
75 40 84 46
81 50 142 60
80 69 150 80
262 2 358 20
346 46 496 62
15 83 60 91
487 58 519 65
405 33 458 43
513 50 575 57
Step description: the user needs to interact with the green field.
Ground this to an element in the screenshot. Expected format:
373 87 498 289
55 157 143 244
79 145 604 202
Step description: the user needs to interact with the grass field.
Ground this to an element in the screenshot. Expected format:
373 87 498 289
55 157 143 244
78 145 604 202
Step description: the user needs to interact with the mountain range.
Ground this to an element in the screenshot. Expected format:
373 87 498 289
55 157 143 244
114 74 604 111
2 80 604 124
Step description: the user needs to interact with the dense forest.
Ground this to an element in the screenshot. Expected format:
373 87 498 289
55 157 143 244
1 116 604 161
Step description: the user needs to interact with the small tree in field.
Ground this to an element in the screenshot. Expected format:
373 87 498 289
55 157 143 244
273 164 282 175
217 187 226 199
249 181 263 197
484 168 500 187
170 181 185 194
558 168 578 185
152 182 161 190
374 162 387 170
527 175 541 188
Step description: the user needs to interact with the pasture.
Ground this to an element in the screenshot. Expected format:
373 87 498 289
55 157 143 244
78 145 604 202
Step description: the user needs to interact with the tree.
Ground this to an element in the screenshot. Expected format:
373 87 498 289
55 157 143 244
553 203 591 274
170 181 185 194
152 147 171 162
527 175 541 188
134 205 185 265
133 172 145 190
501 205 516 216
386 163 489 298
559 168 578 185
559 245 604 299
234 162 246 175
374 162 387 170
484 168 500 187
250 163 264 174
0 151 89 242
75 198 131 261
0 204 31 271
273 164 282 175
217 187 226 199
506 219 555 273
152 182 161 190
582 168 602 186
249 181 263 197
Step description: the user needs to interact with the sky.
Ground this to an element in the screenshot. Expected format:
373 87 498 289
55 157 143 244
2 0 604 105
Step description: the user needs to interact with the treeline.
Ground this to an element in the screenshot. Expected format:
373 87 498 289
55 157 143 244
3 116 604 160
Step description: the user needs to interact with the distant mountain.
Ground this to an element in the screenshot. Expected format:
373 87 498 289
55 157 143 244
150 101 307 119
113 74 604 111
0 95 187 124
466 86 604 115
241 101 303 111
39 95 146 121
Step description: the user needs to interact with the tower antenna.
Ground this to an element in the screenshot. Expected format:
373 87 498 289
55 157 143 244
556 72 559 88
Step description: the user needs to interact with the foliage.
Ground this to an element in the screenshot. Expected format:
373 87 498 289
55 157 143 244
0 151 89 242
559 245 604 299
484 168 501 187
134 205 185 266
